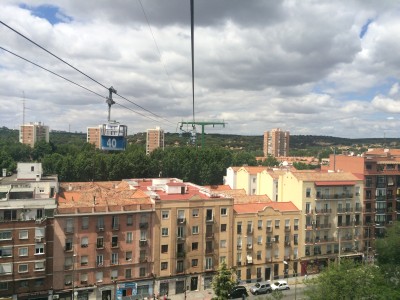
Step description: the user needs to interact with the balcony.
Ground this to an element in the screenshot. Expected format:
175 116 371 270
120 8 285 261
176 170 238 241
139 222 149 229
337 208 353 214
64 245 73 252
206 232 214 239
64 227 74 234
266 226 273 233
177 251 186 258
317 223 331 229
139 240 148 247
206 217 214 223
177 235 186 241
315 208 332 214
205 248 214 254
96 225 105 232
139 257 148 263
64 264 73 270
112 224 120 231
284 226 291 232
177 218 186 225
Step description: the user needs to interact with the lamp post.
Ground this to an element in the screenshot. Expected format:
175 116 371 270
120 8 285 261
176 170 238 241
283 260 297 300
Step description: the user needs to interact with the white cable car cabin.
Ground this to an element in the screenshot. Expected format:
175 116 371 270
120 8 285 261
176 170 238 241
100 122 127 151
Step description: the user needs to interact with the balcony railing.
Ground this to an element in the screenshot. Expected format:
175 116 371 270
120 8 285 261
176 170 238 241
177 218 186 225
205 248 214 254
315 208 332 214
112 224 120 231
139 240 147 247
139 222 149 229
177 251 186 258
337 208 353 213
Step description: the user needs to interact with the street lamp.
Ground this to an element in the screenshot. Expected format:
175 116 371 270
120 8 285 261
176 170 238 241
283 260 297 300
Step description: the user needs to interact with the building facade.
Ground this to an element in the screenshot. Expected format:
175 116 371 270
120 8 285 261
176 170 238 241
54 181 155 300
233 202 301 282
19 122 49 148
0 163 58 300
146 127 164 155
87 126 102 149
279 171 364 274
322 149 400 256
263 128 290 158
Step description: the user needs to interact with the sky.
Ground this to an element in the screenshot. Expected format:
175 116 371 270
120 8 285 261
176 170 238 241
1 0 400 138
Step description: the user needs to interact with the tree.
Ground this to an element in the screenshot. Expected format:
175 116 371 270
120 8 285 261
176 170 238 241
212 261 236 300
303 259 395 300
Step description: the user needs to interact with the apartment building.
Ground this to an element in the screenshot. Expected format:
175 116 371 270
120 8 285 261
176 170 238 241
19 122 49 147
263 128 290 158
279 171 364 274
322 149 400 254
54 181 155 300
0 163 58 300
132 178 234 297
87 126 101 149
258 169 288 202
146 127 164 155
235 166 267 195
233 202 301 282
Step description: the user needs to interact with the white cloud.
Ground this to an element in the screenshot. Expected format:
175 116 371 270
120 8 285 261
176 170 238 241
1 0 400 137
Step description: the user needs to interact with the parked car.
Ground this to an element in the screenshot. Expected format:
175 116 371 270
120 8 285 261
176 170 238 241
271 280 290 291
249 281 272 295
228 286 249 299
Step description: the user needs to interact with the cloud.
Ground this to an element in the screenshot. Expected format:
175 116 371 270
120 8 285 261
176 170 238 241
1 0 400 138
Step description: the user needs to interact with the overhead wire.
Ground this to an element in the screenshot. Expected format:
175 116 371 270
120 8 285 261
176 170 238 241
0 46 172 125
0 19 174 125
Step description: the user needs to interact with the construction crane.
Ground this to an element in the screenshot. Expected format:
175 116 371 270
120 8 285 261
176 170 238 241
179 121 226 148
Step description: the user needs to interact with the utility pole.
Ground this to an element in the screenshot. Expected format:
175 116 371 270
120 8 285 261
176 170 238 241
178 121 226 147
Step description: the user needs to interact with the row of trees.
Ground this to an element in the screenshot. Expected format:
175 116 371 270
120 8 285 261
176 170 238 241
0 137 283 185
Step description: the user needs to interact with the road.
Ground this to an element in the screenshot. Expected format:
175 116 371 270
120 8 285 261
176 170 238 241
243 284 307 300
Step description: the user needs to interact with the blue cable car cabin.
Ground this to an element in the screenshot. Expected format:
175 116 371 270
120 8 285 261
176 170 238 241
100 122 127 151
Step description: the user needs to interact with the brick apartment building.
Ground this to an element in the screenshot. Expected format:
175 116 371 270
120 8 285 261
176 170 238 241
0 163 58 300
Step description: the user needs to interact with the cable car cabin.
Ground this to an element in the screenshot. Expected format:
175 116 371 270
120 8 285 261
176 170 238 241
100 122 127 151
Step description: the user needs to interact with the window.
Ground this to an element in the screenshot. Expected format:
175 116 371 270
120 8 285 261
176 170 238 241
139 267 146 277
19 247 28 257
294 219 299 230
192 259 198 267
97 237 104 248
161 262 168 270
19 280 29 288
0 231 12 240
65 274 72 285
162 211 169 219
65 218 74 233
140 230 147 241
257 236 262 245
111 253 118 265
19 230 28 239
127 215 133 226
81 217 89 230
35 261 45 270
81 237 88 248
177 261 184 273
18 264 28 273
192 242 198 251
0 263 12 275
0 282 8 290
205 257 213 270
97 216 104 230
126 251 132 261
80 273 88 284
275 220 280 229
192 209 199 217
0 247 12 257
221 224 227 232
126 232 133 243
161 228 169 236
112 236 118 247
97 255 104 266
125 269 132 279
258 220 262 229
112 216 119 229
96 271 103 283
206 209 213 221
81 256 88 266
220 240 227 248
220 256 226 264
192 226 199 234
35 244 44 254
111 270 118 280
285 219 290 229
161 245 168 253
221 208 227 216
306 188 311 198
